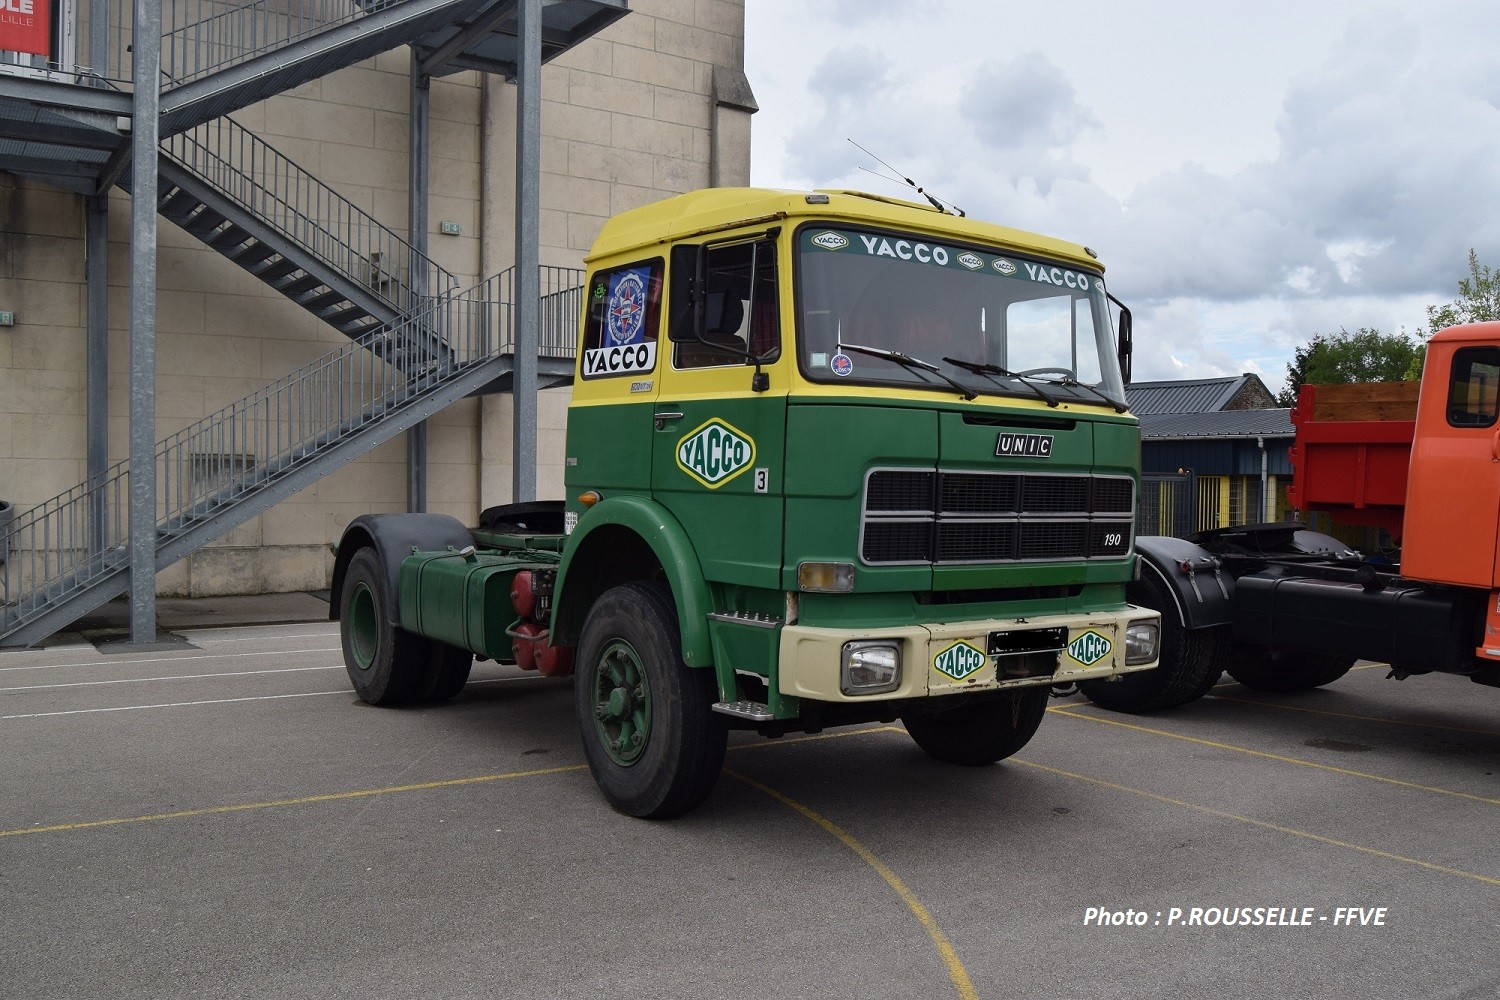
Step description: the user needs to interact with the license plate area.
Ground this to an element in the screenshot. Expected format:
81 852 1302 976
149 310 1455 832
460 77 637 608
988 627 1068 657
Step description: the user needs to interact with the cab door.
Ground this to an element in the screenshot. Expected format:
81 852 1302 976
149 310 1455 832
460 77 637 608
650 236 788 590
1403 342 1500 587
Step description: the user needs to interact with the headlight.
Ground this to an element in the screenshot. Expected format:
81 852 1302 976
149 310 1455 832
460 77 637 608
1124 620 1160 665
841 640 901 694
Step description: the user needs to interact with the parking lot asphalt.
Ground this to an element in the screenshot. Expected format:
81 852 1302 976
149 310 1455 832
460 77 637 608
5 624 1500 1000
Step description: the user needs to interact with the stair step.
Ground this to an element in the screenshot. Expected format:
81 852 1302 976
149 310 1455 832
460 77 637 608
278 274 324 295
228 241 277 267
209 224 253 252
159 189 199 221
301 290 349 312
323 305 371 328
251 257 299 281
184 210 229 238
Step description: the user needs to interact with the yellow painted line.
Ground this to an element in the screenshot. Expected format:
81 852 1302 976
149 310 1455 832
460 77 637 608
0 764 590 839
1046 706 1500 808
0 727 897 840
1204 693 1500 739
1011 757 1500 889
727 768 978 1000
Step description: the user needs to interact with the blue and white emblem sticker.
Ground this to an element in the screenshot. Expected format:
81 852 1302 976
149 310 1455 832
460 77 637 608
830 352 854 377
605 267 650 346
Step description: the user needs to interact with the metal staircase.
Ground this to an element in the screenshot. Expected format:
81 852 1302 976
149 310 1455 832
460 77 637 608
139 116 457 344
0 265 583 648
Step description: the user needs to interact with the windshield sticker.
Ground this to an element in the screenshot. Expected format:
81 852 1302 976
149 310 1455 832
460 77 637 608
606 267 651 346
830 352 854 377
802 229 1100 293
676 418 756 489
810 351 829 368
584 341 656 376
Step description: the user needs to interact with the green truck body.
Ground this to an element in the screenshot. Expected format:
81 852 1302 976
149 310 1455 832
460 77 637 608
332 188 1161 817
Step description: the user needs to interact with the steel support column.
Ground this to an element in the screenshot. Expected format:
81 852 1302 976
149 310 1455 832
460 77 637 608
129 0 163 643
86 195 108 556
512 0 541 503
408 66 430 513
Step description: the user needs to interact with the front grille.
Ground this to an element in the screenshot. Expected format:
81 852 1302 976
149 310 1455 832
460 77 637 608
862 469 1135 565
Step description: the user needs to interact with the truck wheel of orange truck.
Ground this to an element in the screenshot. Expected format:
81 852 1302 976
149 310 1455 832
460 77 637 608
338 547 435 706
1225 648 1355 693
573 581 728 819
901 687 1049 765
1078 572 1227 713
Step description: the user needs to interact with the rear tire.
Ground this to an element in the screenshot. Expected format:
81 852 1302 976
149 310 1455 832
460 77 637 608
1226 647 1354 692
573 582 728 819
1079 570 1227 712
902 688 1049 765
338 547 430 706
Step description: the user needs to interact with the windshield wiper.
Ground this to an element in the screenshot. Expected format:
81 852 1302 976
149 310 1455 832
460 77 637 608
942 357 1061 408
838 341 977 401
1024 372 1130 414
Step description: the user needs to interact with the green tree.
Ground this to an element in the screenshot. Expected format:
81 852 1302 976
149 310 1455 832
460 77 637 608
1425 249 1500 333
1276 327 1423 406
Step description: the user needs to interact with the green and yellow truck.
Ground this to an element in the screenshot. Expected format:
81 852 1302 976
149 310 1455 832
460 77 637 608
330 188 1160 817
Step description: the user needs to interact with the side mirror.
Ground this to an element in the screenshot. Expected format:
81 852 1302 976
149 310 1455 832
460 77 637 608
1109 293 1132 386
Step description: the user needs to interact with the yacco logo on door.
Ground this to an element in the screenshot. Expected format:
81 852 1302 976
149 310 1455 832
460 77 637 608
1067 630 1112 666
676 419 756 489
933 640 987 681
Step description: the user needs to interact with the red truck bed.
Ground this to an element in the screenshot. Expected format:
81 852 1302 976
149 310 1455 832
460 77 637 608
1284 382 1418 537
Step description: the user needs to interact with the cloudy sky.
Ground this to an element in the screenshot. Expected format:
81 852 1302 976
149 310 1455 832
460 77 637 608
743 0 1500 394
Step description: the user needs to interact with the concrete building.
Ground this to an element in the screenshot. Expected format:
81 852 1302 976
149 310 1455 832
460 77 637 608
0 0 755 638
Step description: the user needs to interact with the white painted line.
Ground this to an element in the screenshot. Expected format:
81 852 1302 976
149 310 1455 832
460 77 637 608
191 628 341 645
0 664 344 693
1 689 353 720
0 647 343 674
0 675 553 720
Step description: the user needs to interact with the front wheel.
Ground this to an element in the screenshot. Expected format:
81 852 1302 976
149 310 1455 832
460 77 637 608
573 582 727 819
902 688 1049 765
339 547 430 706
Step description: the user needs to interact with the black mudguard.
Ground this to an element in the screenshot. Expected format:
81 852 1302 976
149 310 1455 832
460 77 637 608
329 513 474 623
1133 535 1235 630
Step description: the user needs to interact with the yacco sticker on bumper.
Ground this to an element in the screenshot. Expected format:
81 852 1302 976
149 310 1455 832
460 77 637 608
933 640 987 681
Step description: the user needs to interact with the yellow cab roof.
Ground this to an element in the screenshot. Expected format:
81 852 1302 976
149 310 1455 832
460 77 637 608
586 187 1105 273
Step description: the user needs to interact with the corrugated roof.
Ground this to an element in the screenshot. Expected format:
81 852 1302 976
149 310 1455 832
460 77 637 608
1125 374 1257 414
1140 409 1293 440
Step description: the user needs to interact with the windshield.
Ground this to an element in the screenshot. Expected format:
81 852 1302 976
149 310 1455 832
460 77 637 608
795 225 1126 405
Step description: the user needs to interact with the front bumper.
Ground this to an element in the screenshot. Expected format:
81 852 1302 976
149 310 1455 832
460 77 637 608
778 606 1160 703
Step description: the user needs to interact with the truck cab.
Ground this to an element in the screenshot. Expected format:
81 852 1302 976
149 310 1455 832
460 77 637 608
333 188 1161 818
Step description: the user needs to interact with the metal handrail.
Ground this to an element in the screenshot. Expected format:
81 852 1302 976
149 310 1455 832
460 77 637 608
0 266 583 636
164 0 405 85
162 116 458 315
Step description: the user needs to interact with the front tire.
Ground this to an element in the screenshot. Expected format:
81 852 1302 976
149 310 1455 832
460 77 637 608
573 582 728 819
902 688 1049 765
1079 570 1227 713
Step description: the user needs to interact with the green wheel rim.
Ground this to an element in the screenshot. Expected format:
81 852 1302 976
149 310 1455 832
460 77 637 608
347 582 379 671
592 639 652 766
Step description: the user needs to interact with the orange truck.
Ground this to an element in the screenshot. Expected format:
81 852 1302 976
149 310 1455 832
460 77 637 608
1077 321 1500 711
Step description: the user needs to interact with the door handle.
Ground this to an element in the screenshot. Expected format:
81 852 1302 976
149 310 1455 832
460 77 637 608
654 411 684 430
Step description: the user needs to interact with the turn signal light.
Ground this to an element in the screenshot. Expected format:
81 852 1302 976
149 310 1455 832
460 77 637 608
797 561 855 593
577 490 603 508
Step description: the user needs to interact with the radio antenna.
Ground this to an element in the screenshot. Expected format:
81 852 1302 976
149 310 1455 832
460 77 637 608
847 139 965 217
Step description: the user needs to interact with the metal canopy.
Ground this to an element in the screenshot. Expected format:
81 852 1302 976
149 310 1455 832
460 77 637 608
416 0 628 77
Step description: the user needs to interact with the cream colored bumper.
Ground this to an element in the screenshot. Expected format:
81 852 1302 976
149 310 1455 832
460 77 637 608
777 606 1160 703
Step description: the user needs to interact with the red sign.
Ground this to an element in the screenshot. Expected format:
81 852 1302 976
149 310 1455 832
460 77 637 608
1 0 50 58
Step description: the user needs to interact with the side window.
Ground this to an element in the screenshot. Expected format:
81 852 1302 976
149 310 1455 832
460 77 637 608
579 259 663 380
670 239 781 369
1447 346 1500 427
